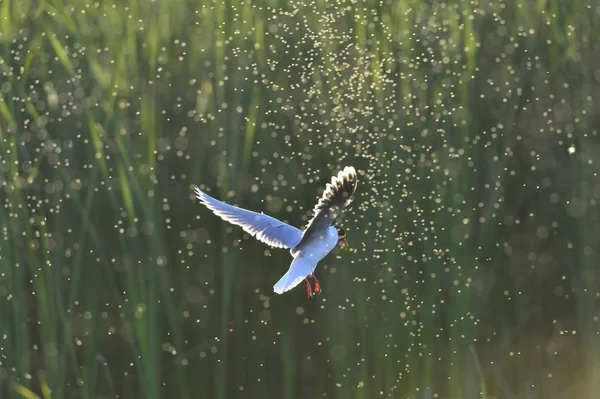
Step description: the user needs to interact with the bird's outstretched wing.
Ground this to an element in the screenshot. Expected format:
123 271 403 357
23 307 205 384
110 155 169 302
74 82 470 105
296 166 358 247
194 187 303 249
273 256 318 294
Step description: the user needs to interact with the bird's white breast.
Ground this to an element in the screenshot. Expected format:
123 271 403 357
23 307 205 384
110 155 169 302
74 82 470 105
292 226 338 261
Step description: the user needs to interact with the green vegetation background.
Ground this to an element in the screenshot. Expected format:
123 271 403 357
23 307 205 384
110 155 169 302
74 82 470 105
1 0 600 398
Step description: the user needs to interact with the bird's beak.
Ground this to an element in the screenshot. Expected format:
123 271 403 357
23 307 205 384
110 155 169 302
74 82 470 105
339 237 349 250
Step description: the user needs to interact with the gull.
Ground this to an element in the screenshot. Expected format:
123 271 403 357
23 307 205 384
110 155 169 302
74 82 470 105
194 166 358 297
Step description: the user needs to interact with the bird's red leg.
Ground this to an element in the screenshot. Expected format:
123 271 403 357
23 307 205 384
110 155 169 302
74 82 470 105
305 278 313 298
312 273 321 294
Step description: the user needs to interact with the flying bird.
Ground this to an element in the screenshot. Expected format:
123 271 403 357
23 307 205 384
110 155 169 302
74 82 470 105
194 166 358 297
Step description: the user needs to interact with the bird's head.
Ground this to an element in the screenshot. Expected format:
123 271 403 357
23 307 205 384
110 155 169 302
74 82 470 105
334 225 349 249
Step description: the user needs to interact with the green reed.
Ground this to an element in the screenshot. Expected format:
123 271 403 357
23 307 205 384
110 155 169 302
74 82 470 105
1 0 599 398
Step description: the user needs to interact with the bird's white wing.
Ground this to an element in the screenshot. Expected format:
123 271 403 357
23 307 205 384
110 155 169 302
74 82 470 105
273 256 318 294
295 166 358 248
194 187 303 249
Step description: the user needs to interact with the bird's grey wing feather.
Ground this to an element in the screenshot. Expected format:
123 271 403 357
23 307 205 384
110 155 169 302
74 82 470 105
273 256 318 294
194 187 302 249
296 166 358 247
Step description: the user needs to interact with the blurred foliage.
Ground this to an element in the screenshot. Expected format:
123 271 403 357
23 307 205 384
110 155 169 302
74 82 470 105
1 0 600 398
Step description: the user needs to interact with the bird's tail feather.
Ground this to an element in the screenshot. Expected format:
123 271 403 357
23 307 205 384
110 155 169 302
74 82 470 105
273 256 316 294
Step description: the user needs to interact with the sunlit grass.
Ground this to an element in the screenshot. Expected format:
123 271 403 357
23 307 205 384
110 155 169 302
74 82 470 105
1 0 599 398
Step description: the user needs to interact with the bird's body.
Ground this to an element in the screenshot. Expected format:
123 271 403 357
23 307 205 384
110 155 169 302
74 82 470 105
194 166 357 296
274 225 338 295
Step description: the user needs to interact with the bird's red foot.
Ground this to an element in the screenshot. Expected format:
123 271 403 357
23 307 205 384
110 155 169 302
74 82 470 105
312 274 321 295
305 278 313 298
